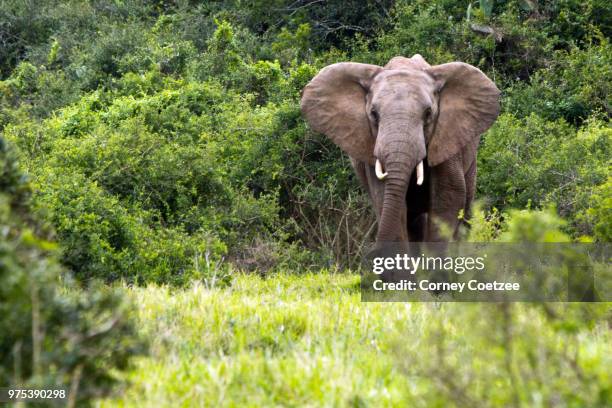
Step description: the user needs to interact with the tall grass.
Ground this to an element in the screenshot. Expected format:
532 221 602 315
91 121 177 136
100 272 611 407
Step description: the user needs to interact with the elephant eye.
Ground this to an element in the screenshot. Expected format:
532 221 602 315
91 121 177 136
424 107 432 121
370 108 379 122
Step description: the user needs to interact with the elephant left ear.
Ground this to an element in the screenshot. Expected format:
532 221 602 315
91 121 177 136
426 62 500 167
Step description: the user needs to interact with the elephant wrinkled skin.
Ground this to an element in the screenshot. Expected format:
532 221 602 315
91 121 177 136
300 55 500 244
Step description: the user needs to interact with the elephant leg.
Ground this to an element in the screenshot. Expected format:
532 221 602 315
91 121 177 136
407 212 427 241
463 158 477 226
406 168 429 242
457 140 479 238
428 155 466 241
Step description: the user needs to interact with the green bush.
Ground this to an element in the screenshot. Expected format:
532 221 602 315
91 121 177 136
504 41 611 124
0 62 81 121
479 113 610 238
391 208 610 406
0 138 145 406
579 176 612 242
4 65 310 282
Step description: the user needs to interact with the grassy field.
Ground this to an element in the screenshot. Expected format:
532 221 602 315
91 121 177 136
99 272 611 407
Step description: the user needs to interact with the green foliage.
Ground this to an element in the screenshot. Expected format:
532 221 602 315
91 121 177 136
390 301 611 407
504 41 611 124
500 206 571 242
479 114 610 238
0 62 80 121
479 0 494 18
0 0 55 77
391 208 610 406
272 23 312 64
204 19 244 77
5 73 293 283
467 204 505 242
371 0 610 83
0 138 145 406
91 270 611 407
580 176 612 242
215 0 394 50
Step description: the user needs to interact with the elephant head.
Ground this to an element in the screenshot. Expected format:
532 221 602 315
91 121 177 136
301 55 500 242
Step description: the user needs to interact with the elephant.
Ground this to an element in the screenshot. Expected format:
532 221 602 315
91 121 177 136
300 55 500 245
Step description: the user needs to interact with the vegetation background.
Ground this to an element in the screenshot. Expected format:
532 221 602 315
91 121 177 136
0 0 610 406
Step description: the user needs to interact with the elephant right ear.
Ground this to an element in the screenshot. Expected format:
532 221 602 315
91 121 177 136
301 62 382 164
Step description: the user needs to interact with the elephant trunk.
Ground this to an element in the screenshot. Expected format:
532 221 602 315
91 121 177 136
375 126 426 243
376 169 411 242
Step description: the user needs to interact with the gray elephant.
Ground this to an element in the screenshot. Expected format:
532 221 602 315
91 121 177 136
300 55 500 244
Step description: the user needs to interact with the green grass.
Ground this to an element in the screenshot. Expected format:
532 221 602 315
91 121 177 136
100 272 611 407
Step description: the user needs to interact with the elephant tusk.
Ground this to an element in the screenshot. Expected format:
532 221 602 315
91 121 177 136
416 161 424 186
375 159 388 180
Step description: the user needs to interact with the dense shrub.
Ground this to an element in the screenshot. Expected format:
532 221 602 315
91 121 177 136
479 114 610 238
4 73 288 283
0 62 81 123
392 208 611 406
0 138 145 406
504 41 611 124
579 176 612 242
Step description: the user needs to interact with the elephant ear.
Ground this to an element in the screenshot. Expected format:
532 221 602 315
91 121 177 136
427 62 500 167
301 62 382 164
